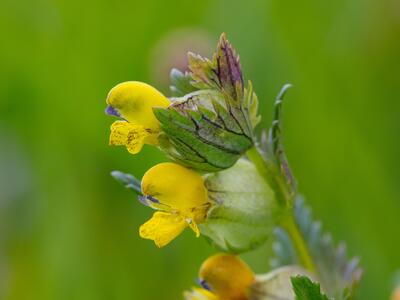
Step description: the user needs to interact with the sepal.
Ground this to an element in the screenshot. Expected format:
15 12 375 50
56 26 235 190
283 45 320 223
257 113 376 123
249 266 314 300
200 159 282 253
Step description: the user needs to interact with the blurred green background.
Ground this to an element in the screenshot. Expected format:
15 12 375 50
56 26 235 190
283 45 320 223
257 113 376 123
1 0 399 299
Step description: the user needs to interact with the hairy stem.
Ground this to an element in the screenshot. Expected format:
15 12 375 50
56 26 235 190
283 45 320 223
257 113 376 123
246 146 317 273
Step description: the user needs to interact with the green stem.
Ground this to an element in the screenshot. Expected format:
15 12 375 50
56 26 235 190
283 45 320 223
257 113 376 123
246 146 317 273
282 214 317 273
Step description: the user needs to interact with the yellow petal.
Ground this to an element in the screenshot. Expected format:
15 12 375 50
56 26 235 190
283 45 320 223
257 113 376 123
139 212 187 247
106 81 170 130
109 121 152 154
184 288 219 300
141 163 209 213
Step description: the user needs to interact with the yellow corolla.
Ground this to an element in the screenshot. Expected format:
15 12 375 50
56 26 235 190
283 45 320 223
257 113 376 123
138 162 210 247
106 81 170 154
185 254 314 300
197 254 255 300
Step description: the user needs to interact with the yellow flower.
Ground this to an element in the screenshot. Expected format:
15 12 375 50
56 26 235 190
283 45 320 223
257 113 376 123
198 254 255 300
138 162 210 247
184 287 219 300
186 254 315 300
106 81 170 154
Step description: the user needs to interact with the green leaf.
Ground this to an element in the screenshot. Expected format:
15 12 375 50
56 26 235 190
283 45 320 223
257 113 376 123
188 52 219 91
169 68 197 97
244 81 261 128
291 276 330 300
272 197 363 299
261 84 296 196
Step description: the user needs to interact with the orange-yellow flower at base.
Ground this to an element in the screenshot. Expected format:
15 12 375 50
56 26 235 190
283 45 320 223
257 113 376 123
198 254 255 300
392 287 400 300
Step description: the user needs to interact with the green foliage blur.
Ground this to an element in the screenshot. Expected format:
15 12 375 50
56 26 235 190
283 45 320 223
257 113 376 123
1 0 399 299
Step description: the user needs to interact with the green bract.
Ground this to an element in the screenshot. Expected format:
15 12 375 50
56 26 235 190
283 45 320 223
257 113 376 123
153 34 260 172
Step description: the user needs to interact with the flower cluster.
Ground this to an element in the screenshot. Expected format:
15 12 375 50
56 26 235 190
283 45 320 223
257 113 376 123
106 34 275 250
106 33 362 299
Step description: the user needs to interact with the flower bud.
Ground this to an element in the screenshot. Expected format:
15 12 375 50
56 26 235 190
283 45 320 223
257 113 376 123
184 254 312 300
198 254 255 300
